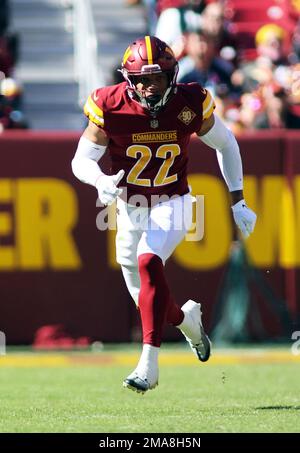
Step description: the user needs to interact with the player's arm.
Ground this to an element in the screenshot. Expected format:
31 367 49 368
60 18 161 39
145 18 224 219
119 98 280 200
71 121 108 186
198 114 243 203
83 119 109 144
71 120 124 205
197 114 256 238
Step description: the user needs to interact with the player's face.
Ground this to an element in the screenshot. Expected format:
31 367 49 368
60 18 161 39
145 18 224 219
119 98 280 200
135 73 168 98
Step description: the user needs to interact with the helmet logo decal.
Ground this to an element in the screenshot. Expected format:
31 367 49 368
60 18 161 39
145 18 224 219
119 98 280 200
145 36 153 65
123 46 132 65
178 107 196 125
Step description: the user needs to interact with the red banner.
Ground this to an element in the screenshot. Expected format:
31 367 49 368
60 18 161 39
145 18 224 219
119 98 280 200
0 130 299 343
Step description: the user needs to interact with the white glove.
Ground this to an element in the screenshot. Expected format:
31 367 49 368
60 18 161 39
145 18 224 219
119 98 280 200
231 199 257 238
96 169 125 205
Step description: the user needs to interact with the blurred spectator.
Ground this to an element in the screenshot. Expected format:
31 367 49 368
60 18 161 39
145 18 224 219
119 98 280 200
200 0 236 61
214 22 299 131
286 62 300 128
155 0 207 57
0 74 28 130
291 18 300 63
1 76 22 109
0 0 9 36
238 88 286 130
143 0 159 34
0 0 26 131
178 30 235 99
0 0 19 73
230 24 290 105
0 34 13 75
255 23 288 65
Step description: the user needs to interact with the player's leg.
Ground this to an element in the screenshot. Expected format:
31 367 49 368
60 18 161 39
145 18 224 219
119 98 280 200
116 195 191 310
137 194 211 367
159 197 211 361
115 198 146 305
116 199 158 393
120 265 140 306
124 194 193 393
136 196 190 345
123 194 210 393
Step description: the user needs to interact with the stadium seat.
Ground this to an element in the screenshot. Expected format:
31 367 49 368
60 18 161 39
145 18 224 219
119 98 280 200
232 9 277 23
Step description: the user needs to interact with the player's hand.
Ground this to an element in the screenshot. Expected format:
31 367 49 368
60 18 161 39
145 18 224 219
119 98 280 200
96 169 125 205
231 199 257 238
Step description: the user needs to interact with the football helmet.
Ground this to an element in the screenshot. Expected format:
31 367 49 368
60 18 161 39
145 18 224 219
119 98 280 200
120 36 179 113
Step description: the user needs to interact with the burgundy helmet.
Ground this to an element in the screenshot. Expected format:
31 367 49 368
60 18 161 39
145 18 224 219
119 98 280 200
120 36 178 112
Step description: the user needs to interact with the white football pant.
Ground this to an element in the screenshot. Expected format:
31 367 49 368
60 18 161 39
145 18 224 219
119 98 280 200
116 193 193 305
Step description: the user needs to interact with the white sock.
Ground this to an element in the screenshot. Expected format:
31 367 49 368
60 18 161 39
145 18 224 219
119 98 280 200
176 301 200 343
135 344 159 384
177 312 192 336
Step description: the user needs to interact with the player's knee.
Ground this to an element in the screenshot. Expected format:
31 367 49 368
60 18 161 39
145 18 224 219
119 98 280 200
116 252 137 267
138 253 163 278
116 235 138 267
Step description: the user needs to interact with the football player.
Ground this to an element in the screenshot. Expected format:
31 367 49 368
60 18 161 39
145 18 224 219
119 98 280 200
72 36 257 394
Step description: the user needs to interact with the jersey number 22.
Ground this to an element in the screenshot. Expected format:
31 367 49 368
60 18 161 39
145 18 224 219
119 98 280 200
126 144 180 187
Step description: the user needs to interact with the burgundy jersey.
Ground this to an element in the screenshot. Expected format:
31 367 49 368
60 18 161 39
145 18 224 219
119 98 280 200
84 82 215 202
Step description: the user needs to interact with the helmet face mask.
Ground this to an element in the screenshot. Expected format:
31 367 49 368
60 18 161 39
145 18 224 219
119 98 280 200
121 36 178 114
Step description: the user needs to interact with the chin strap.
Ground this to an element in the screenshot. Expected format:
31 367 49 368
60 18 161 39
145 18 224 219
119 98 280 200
134 86 174 113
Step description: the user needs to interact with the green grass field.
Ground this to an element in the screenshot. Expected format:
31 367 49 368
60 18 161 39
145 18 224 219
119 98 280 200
0 346 300 433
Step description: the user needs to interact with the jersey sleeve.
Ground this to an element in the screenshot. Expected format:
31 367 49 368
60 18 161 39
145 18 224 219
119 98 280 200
83 89 105 128
202 89 216 120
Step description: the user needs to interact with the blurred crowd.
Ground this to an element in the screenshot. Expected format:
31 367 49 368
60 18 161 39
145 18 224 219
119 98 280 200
0 0 27 132
2 0 299 133
124 0 300 132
